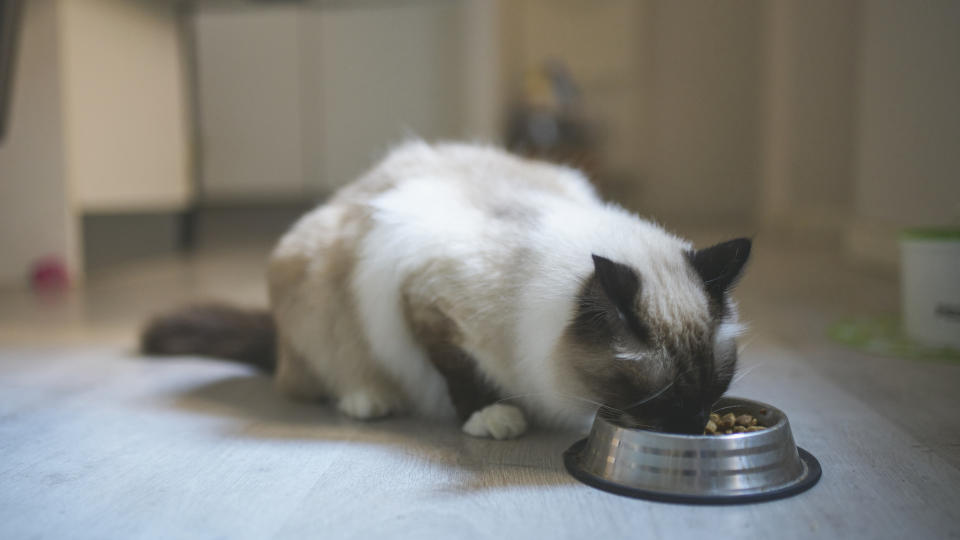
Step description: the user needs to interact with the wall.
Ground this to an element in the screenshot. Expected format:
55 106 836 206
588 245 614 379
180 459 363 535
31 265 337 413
0 0 75 286
642 0 763 224
461 0 502 143
848 0 960 267
760 0 860 242
502 0 645 186
60 0 192 212
501 0 763 223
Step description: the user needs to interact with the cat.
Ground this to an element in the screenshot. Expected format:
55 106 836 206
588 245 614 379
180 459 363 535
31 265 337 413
142 141 751 439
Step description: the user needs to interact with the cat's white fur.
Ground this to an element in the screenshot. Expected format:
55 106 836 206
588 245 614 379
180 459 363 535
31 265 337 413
268 141 740 437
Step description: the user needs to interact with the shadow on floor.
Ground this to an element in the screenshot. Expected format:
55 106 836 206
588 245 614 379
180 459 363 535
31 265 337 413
173 374 583 492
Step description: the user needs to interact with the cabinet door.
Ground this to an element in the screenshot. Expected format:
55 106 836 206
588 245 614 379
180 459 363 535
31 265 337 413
194 1 466 201
194 6 305 202
301 1 464 194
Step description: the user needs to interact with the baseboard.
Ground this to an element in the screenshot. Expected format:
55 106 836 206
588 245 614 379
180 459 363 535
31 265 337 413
82 212 184 274
81 202 319 276
844 217 901 276
193 201 317 249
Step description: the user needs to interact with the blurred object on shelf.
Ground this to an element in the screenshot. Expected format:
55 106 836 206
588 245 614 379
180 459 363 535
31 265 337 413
506 60 599 178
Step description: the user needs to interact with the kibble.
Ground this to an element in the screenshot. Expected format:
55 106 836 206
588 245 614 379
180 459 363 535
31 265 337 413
703 412 767 435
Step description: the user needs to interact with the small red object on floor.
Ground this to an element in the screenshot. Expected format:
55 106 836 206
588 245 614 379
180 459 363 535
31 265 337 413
30 255 70 293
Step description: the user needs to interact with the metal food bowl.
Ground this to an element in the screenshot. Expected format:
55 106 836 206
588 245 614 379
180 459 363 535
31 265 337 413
564 397 821 504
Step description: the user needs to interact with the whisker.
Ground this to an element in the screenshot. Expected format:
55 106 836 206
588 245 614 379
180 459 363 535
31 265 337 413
619 379 676 410
494 392 546 404
737 334 759 355
730 362 765 386
617 421 658 430
710 404 743 414
555 393 612 411
619 363 700 411
491 362 698 426
494 391 623 414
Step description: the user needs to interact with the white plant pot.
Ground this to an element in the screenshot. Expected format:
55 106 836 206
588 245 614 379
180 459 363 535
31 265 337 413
900 229 960 349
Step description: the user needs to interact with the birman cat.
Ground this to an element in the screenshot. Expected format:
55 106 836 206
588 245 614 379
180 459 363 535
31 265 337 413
143 142 751 439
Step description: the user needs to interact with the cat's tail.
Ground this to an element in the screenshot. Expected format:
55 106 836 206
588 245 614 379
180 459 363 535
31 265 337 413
140 303 276 373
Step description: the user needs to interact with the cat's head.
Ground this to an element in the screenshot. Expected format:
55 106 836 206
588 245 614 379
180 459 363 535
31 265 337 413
560 238 751 434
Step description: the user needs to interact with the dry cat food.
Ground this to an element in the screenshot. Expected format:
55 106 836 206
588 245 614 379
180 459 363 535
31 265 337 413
703 411 767 435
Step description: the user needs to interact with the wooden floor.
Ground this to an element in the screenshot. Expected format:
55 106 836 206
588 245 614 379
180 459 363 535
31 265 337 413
1 237 958 539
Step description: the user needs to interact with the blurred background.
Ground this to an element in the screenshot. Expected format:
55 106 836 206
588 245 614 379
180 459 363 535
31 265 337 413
4 3 960 535
0 0 957 346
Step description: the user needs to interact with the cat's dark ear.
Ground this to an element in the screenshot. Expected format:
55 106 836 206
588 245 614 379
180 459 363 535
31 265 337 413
587 255 649 341
687 238 752 303
591 254 640 314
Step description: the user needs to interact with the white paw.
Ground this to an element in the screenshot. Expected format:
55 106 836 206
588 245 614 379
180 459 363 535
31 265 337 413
462 404 528 440
337 390 393 420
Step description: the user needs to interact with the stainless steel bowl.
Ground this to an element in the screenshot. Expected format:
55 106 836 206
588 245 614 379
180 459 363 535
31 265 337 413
564 396 821 504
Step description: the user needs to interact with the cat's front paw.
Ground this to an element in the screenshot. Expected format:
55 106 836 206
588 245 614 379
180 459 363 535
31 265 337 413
462 404 528 440
337 390 394 420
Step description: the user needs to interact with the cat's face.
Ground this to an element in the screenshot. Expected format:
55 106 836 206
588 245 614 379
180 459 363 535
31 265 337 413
562 238 751 434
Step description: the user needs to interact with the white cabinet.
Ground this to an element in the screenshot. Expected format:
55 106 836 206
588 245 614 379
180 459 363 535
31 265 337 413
193 1 468 202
